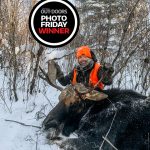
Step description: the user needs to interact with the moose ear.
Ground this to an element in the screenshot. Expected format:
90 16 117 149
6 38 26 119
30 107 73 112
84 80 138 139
84 90 108 101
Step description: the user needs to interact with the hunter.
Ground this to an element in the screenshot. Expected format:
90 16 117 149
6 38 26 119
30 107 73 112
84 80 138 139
55 46 114 91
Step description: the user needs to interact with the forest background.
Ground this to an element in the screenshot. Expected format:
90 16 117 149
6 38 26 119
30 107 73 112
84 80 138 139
0 0 149 149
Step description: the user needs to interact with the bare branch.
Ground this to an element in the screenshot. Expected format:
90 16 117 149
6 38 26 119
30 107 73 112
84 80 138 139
5 119 41 129
112 0 141 66
52 51 74 61
30 46 44 94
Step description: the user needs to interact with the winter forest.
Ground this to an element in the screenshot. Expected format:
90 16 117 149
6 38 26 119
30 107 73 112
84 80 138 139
0 0 150 150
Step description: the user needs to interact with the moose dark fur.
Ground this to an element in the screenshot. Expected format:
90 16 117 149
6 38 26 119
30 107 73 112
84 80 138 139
43 88 150 150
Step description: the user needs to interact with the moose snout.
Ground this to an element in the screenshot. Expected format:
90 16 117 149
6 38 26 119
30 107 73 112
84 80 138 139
42 118 59 130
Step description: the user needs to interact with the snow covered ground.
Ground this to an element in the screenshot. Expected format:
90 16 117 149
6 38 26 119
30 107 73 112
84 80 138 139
0 84 61 150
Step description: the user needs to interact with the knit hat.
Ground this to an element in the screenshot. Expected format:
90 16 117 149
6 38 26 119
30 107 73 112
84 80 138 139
76 46 92 59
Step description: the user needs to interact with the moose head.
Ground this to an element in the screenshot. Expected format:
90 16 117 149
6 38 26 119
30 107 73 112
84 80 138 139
42 83 108 129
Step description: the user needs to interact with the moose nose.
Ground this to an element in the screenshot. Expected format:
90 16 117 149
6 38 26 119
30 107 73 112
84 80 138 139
43 119 59 130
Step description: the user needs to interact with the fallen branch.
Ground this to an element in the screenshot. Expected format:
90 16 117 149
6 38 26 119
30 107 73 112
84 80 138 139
5 119 41 129
99 111 117 150
102 136 118 150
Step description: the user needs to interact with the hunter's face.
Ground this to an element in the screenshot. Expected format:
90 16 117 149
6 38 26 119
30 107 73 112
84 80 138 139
78 55 89 67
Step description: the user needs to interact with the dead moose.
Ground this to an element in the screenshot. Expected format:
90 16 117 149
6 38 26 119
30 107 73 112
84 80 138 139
40 60 108 137
59 88 149 150
39 61 150 150
43 83 108 136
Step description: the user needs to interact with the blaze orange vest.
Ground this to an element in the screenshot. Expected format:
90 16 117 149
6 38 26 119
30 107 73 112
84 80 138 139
72 63 104 90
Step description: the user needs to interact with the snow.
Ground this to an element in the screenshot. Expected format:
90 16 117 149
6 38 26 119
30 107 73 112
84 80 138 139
1 39 9 48
0 79 62 150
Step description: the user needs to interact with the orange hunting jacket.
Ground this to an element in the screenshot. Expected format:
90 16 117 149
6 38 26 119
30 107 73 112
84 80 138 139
72 63 104 90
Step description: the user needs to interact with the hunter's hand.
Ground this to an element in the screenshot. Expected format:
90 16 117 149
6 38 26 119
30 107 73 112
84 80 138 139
103 63 114 74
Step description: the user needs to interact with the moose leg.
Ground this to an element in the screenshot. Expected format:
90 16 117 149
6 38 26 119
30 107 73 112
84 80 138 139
42 101 68 130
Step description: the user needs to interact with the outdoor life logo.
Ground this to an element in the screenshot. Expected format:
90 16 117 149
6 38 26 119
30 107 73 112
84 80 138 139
29 0 80 47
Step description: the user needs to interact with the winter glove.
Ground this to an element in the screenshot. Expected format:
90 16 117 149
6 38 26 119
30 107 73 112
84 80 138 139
98 63 114 85
103 63 114 74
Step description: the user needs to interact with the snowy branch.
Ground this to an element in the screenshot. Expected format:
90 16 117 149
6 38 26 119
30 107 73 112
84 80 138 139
5 119 42 129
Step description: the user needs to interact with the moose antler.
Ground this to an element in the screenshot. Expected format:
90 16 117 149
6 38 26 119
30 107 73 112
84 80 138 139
39 66 63 91
71 83 108 101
